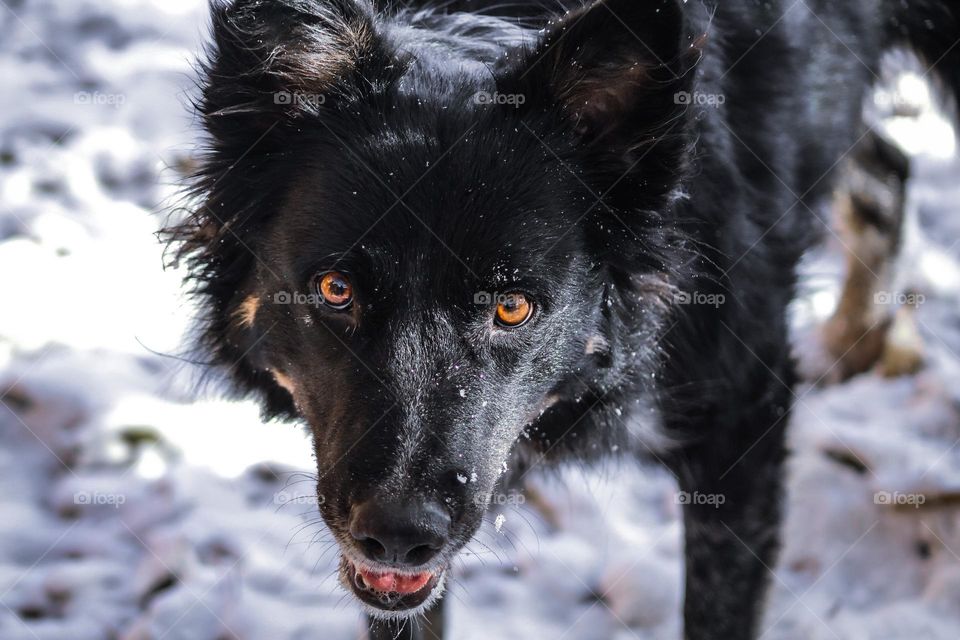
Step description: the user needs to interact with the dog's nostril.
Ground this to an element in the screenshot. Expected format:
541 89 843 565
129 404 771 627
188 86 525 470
357 536 387 561
404 543 439 566
349 497 451 567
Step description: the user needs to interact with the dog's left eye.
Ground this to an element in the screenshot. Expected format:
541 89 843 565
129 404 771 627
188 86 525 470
495 293 533 327
316 271 353 309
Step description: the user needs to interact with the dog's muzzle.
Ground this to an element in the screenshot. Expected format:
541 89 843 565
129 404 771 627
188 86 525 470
340 496 452 614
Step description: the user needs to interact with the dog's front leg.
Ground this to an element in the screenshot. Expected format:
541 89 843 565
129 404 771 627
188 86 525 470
366 596 445 640
671 402 789 640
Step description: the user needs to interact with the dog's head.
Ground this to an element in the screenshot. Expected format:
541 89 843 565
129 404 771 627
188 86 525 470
171 0 696 617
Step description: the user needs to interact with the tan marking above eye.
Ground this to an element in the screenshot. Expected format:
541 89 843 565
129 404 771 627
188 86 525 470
270 370 297 396
317 271 353 308
495 293 533 327
235 294 260 328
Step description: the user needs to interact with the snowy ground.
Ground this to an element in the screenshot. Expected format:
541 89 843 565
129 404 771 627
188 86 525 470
1 1 959 639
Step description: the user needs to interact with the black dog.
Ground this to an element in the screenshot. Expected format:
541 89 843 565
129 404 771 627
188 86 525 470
168 0 960 637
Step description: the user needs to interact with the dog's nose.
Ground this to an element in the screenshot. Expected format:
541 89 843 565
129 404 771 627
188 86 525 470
349 498 451 566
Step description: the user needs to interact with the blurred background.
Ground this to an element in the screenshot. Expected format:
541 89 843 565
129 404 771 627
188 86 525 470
0 1 959 638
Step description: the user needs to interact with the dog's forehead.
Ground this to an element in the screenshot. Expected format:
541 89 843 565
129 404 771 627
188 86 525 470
283 120 580 273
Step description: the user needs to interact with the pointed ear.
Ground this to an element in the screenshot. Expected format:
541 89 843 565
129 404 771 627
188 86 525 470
186 0 396 246
201 0 391 126
503 0 699 144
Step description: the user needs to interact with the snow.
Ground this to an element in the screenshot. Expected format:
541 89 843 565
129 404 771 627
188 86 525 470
1 2 959 639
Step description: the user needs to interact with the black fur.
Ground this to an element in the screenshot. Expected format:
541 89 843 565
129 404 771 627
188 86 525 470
168 0 960 637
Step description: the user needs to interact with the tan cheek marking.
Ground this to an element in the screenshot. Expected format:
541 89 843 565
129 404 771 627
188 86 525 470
271 370 297 396
235 295 260 329
585 335 609 355
524 394 561 425
540 394 561 413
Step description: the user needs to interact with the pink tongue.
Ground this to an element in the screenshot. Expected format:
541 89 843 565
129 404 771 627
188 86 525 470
360 569 432 594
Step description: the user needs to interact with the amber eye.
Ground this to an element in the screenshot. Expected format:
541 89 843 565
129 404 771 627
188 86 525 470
494 293 533 327
316 271 353 309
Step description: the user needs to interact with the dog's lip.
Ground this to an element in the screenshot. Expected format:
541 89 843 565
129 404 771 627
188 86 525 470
356 566 432 594
341 555 444 611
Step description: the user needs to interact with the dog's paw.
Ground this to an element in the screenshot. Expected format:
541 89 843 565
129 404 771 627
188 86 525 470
879 305 925 378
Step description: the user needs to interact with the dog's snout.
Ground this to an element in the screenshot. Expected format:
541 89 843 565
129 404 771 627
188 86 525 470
349 498 451 566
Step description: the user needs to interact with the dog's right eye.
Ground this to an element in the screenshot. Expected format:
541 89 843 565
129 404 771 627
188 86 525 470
315 271 353 309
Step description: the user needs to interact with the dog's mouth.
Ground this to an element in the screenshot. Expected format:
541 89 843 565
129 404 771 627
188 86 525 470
339 555 445 614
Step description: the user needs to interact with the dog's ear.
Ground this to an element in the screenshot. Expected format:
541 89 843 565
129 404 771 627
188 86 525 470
177 0 393 285
194 0 393 205
201 0 392 128
497 0 701 275
180 0 396 275
503 0 699 145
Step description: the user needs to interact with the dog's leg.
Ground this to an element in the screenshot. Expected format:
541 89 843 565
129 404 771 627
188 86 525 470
821 128 923 380
420 599 445 639
671 396 789 640
366 597 445 640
